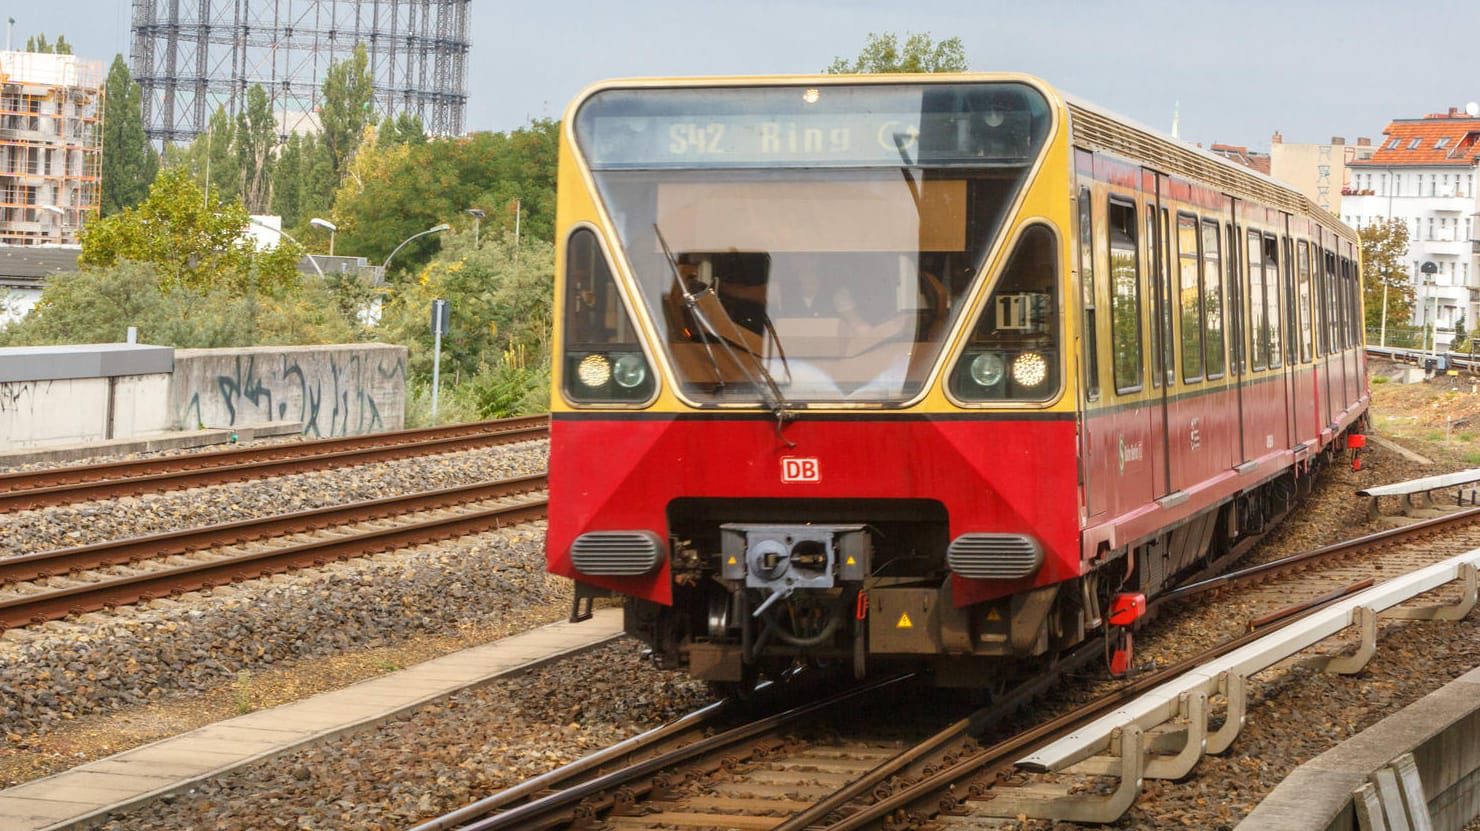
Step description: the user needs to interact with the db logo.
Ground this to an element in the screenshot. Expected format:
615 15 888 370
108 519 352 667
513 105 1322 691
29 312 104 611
781 457 820 483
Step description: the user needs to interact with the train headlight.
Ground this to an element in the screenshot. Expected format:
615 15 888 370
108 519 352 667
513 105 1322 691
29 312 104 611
576 354 612 388
612 353 648 389
968 352 1006 387
1012 351 1048 388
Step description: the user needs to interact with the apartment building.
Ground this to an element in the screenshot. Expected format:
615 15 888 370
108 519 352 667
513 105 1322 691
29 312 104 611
0 51 102 246
1342 107 1480 349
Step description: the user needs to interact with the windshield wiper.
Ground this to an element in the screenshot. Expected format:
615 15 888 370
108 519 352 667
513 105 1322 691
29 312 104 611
655 224 795 447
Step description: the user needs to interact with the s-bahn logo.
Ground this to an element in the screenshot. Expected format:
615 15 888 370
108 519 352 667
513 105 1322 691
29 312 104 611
1118 436 1143 474
782 457 821 483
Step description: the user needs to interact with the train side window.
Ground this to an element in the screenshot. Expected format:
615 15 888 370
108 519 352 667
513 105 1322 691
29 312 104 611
1109 199 1143 393
1078 189 1100 400
1283 236 1297 366
561 227 656 404
1145 206 1161 389
1263 235 1283 369
1313 244 1328 357
1325 250 1339 352
1201 220 1225 378
1246 231 1267 370
1344 257 1359 345
1296 241 1314 362
1227 223 1244 374
1177 213 1203 382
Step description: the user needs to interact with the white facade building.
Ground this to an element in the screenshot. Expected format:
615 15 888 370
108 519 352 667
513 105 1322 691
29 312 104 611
1342 107 1480 350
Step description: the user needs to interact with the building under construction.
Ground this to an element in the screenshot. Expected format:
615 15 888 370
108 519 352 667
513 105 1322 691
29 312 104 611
130 0 471 144
0 51 102 246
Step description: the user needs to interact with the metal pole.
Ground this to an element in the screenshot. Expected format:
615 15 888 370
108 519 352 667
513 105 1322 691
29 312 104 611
513 199 521 264
1380 283 1388 347
431 327 443 422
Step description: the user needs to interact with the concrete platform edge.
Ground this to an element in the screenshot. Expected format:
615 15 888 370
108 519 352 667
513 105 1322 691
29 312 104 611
15 612 624 831
1237 664 1480 831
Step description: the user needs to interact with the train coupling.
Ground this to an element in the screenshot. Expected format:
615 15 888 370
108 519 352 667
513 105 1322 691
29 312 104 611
720 523 872 611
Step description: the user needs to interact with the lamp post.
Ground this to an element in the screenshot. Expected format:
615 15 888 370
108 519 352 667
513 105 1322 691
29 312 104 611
382 223 451 275
310 217 337 256
464 208 485 248
246 217 324 279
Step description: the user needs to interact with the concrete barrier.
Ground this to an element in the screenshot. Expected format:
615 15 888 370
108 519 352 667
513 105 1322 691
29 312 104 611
1237 665 1480 831
170 344 407 437
0 344 174 448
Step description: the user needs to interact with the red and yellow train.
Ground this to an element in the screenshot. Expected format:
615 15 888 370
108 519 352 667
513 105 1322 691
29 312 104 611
546 73 1369 687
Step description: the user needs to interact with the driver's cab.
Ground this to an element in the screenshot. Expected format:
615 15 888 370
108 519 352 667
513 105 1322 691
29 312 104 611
662 249 952 403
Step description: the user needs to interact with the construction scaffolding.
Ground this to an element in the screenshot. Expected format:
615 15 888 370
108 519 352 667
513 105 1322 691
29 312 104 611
130 0 472 144
0 52 102 247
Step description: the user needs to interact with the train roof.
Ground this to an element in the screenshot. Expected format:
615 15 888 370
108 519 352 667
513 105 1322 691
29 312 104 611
1063 93 1353 237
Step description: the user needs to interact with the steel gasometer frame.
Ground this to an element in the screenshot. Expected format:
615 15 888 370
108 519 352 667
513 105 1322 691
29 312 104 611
130 0 470 143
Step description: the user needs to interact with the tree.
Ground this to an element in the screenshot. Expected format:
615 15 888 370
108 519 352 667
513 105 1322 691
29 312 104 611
24 33 72 54
378 113 428 147
1360 219 1414 344
319 44 375 182
79 167 301 297
100 55 159 216
826 32 967 74
235 85 277 214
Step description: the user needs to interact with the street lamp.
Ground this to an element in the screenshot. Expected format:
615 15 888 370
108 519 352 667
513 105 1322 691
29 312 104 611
310 217 337 256
464 208 485 248
246 217 323 279
382 223 451 275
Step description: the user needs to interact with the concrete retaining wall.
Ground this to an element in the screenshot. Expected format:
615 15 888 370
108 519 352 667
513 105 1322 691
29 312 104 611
1238 665 1480 831
170 344 407 437
0 343 408 451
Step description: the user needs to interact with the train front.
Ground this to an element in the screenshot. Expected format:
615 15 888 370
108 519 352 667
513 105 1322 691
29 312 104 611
549 76 1084 687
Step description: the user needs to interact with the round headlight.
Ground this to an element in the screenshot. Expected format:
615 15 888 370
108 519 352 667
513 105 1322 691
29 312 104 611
1012 351 1048 388
577 354 612 387
969 352 1006 387
612 353 648 389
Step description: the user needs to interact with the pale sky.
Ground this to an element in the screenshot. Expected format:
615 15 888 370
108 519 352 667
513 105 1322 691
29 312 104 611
15 0 1478 151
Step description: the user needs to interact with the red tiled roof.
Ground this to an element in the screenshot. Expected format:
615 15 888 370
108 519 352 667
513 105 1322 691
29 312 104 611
1352 111 1480 167
1208 143 1271 175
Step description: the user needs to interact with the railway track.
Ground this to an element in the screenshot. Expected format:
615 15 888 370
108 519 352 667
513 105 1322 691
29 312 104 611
419 502 1480 831
0 473 549 631
0 416 549 513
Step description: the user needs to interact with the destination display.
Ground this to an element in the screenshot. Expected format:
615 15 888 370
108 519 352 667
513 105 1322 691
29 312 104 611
576 83 1049 169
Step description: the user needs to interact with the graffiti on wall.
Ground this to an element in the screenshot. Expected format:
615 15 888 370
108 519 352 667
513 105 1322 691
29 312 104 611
178 350 406 437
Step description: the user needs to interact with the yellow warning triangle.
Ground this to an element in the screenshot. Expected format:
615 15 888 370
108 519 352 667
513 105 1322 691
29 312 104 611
985 608 1001 622
727 556 737 565
896 612 913 629
845 556 856 565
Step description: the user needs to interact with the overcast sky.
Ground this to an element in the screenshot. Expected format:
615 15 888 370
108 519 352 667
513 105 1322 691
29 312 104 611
21 1 1480 151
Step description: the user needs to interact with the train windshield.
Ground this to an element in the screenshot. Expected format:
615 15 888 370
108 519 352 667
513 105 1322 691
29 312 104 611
572 82 1053 405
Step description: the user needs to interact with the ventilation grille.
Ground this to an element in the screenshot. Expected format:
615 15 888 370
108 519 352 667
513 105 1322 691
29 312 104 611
570 531 664 576
946 534 1043 580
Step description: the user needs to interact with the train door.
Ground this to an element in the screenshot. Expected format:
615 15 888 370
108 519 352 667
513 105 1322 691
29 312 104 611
1144 168 1173 500
1293 237 1319 444
1317 232 1334 431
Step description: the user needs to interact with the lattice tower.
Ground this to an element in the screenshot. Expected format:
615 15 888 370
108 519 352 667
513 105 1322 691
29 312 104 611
130 0 470 143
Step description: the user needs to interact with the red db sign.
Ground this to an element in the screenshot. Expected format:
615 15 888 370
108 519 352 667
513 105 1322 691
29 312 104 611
781 457 820 483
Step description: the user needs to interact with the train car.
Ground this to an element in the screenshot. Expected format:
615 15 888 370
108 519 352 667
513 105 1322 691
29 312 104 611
546 73 1369 688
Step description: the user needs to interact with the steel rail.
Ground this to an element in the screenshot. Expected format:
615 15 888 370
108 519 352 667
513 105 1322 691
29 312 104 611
453 674 915 831
0 495 549 630
0 417 547 492
0 474 548 585
0 422 549 513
